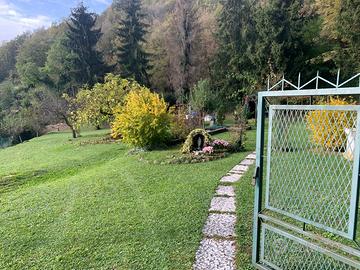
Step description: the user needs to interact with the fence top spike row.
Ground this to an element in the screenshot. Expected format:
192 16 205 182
266 71 360 92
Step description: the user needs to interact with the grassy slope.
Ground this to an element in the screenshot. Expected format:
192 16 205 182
0 129 255 270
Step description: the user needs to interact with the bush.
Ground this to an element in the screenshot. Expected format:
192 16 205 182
189 79 216 113
306 97 355 150
234 104 249 128
170 106 200 140
111 87 172 148
212 139 231 150
229 130 245 152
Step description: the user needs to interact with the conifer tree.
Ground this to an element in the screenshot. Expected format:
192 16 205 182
213 0 308 108
253 0 306 83
335 0 360 76
66 2 104 87
114 0 150 86
212 0 256 105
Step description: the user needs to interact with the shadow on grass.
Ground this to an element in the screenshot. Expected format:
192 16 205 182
0 148 123 194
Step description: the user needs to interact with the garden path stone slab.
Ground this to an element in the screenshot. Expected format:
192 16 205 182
193 152 256 270
220 174 241 183
216 186 235 197
203 214 236 238
231 165 248 173
210 197 236 213
240 159 254 166
193 238 236 270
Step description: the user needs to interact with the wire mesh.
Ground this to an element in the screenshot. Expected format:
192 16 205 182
260 225 359 270
265 105 358 236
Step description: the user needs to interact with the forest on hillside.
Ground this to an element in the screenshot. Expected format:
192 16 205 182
0 0 359 145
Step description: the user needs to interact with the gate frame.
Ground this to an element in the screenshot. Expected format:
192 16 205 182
252 72 360 269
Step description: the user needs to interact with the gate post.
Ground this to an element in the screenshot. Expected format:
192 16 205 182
349 111 360 240
252 93 266 265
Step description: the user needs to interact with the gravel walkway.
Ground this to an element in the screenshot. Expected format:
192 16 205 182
193 152 256 270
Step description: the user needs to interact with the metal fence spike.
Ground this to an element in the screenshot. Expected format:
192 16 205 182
265 72 360 92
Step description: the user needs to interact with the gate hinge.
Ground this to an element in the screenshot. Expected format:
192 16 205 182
252 166 259 186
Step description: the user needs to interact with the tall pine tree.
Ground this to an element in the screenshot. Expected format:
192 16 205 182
114 0 150 86
66 2 104 87
212 0 309 110
212 0 256 106
335 0 360 77
253 0 307 83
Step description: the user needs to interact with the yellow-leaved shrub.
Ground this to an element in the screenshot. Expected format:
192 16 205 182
111 87 172 148
306 97 355 150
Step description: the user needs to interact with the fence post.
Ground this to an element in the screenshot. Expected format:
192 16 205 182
252 93 266 265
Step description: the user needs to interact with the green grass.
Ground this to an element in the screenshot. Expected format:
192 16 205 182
0 129 255 270
233 126 256 270
235 165 256 270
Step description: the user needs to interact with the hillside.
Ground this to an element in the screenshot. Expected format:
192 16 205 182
0 129 254 269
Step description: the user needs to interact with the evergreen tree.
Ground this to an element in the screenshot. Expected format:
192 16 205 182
66 2 104 87
114 0 150 86
212 0 256 106
253 0 307 84
213 0 309 109
335 0 360 77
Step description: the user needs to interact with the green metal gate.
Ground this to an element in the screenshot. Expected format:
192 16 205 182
253 72 360 269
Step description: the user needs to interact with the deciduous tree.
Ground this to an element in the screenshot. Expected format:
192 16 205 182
0 34 28 83
16 29 55 87
167 0 200 102
43 35 79 95
74 73 131 127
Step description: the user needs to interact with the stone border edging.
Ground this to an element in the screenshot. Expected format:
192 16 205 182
193 152 256 270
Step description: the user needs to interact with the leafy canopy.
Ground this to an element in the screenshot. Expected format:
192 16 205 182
75 73 132 126
111 86 172 148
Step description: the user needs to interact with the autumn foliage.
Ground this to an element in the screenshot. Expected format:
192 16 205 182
306 97 355 150
111 87 172 148
75 74 132 126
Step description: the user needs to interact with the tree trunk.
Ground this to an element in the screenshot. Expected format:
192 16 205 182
71 128 77 139
63 115 77 139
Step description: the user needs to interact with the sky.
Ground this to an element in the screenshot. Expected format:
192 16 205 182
0 0 110 42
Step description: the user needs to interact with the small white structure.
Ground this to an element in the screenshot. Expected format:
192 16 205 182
204 114 216 126
344 128 356 160
204 114 213 122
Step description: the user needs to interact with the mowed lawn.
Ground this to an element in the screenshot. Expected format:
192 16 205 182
0 129 255 270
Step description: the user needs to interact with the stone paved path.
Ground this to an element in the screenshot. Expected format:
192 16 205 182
193 152 256 270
